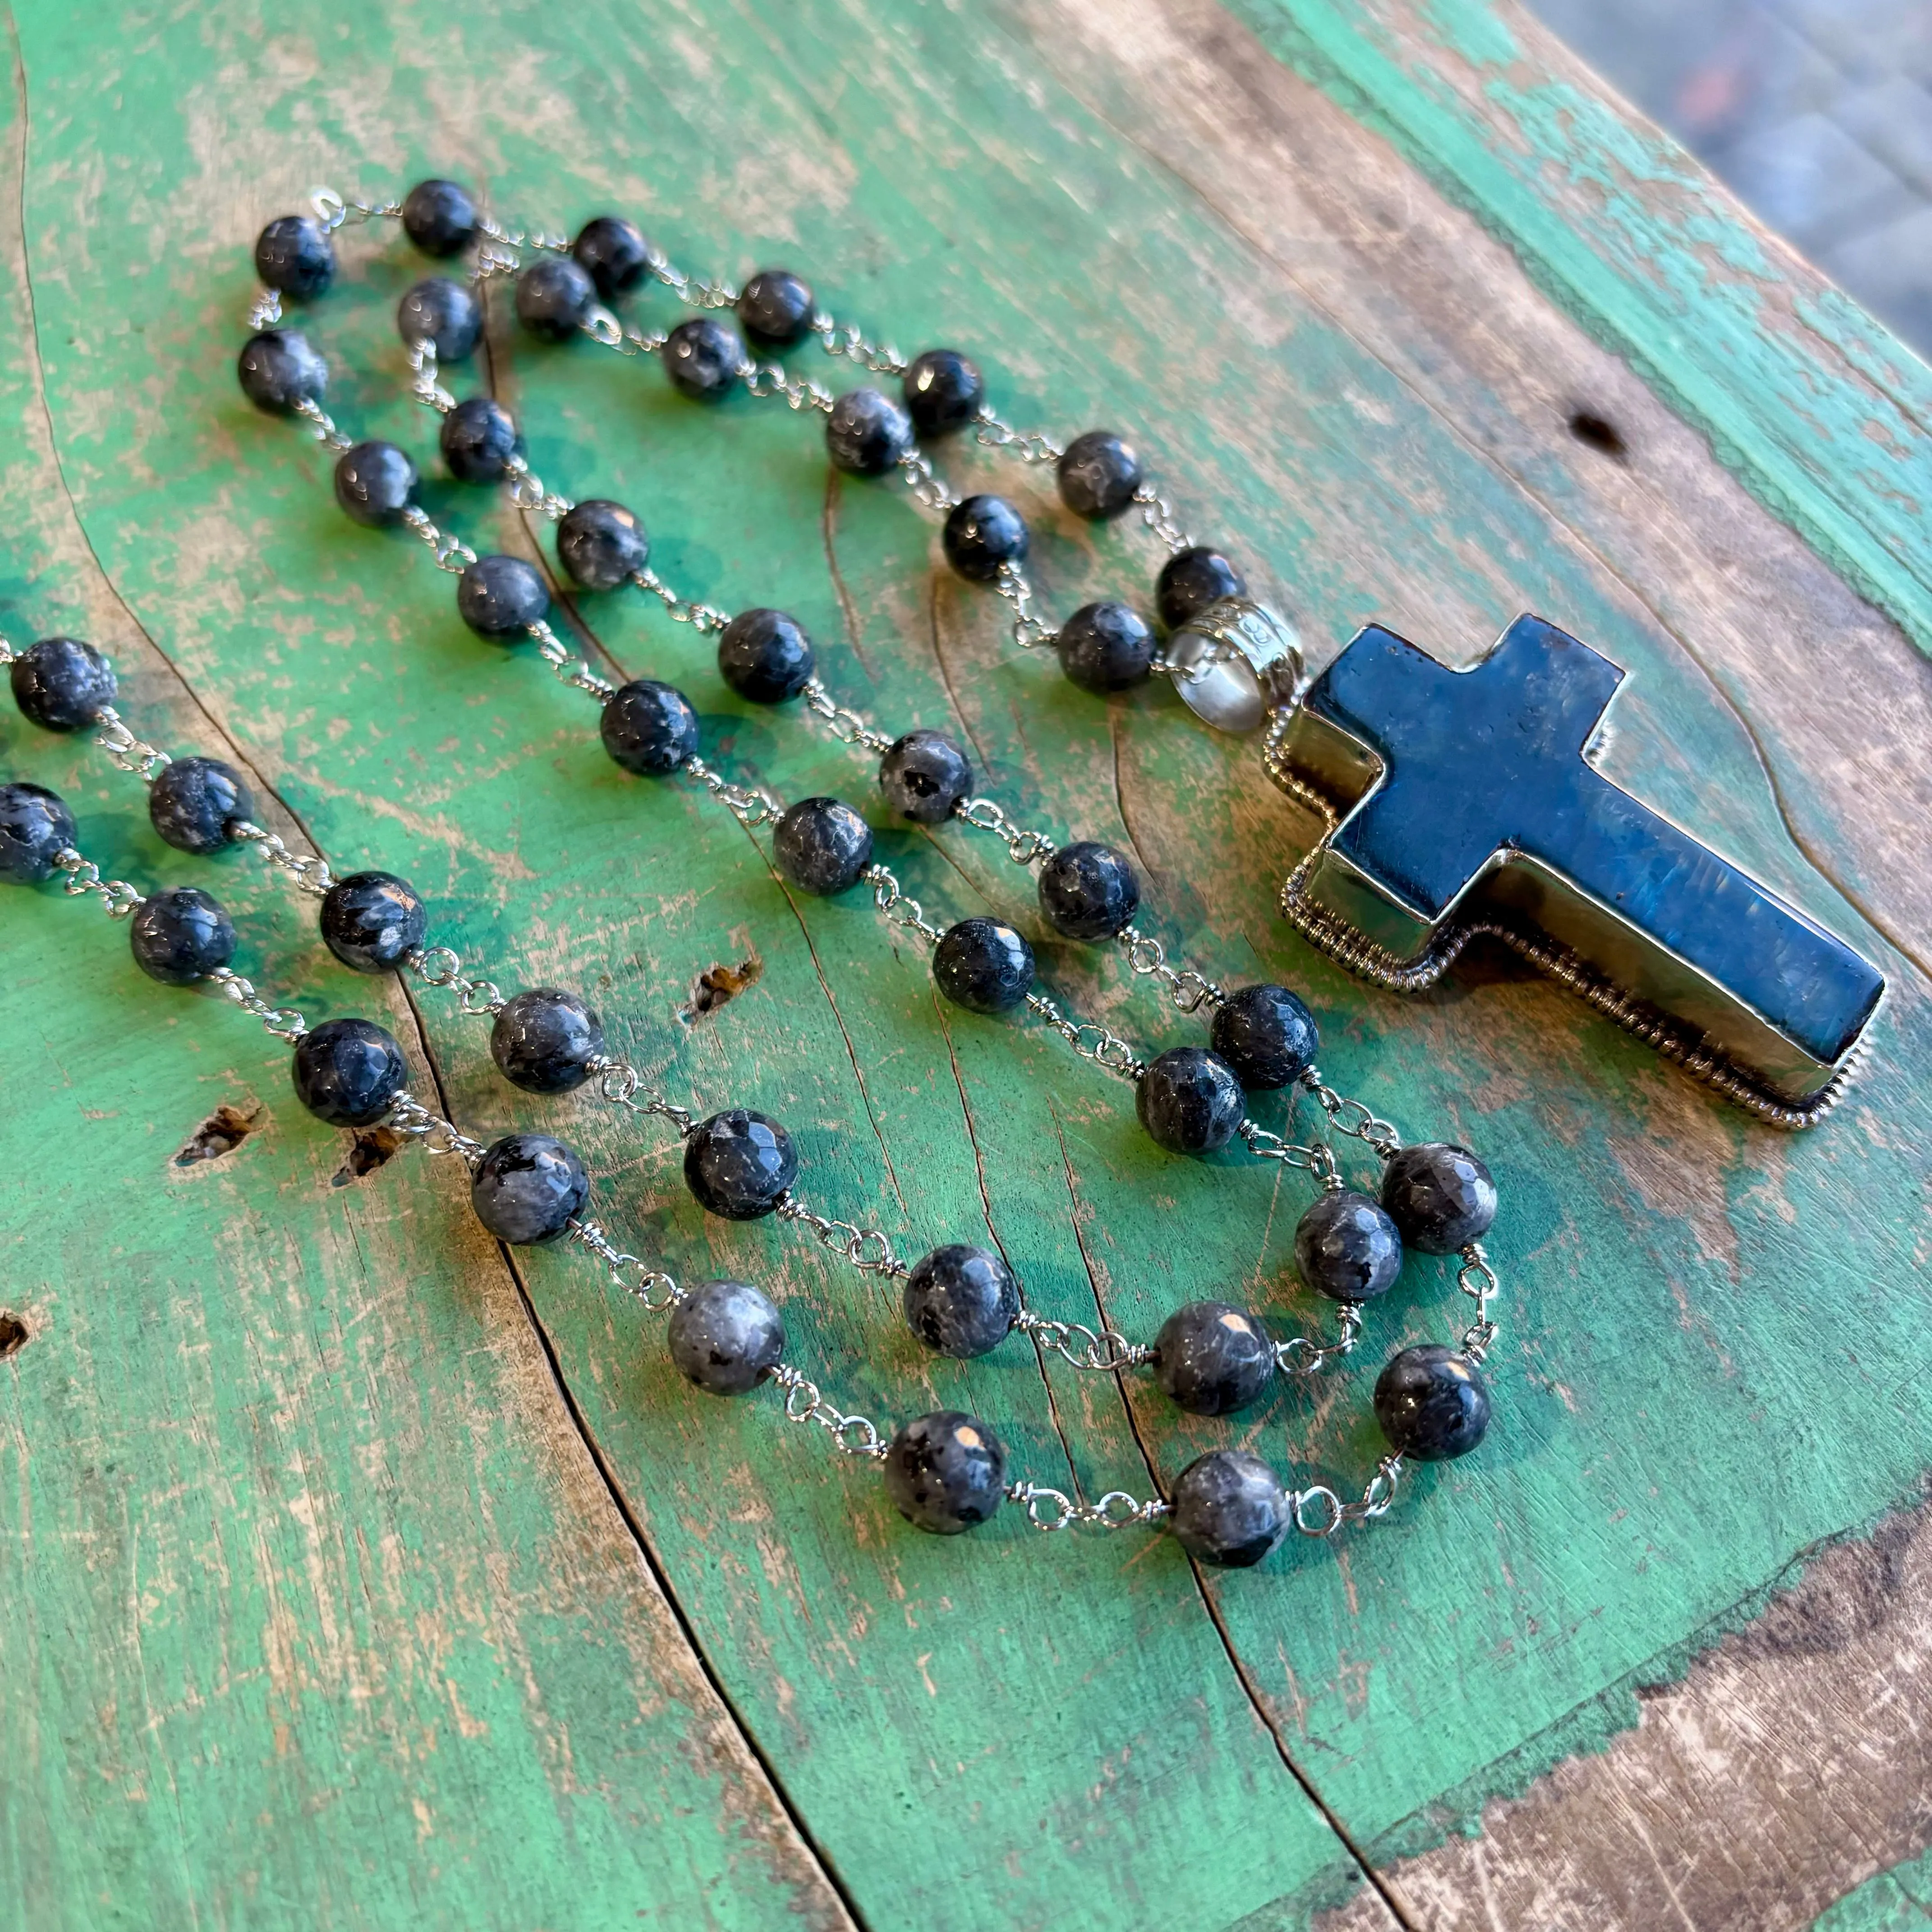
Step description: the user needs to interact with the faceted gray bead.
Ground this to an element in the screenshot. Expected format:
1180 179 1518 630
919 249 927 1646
333 441 418 528
515 257 595 342
1168 1449 1289 1568
0 782 76 883
440 396 520 483
397 277 482 360
401 178 478 257
1380 1143 1498 1255
773 796 872 896
1136 1047 1243 1155
469 1133 590 1245
457 555 548 638
1211 983 1319 1091
903 349 983 437
878 730 972 824
557 498 647 590
148 756 253 856
1294 1189 1403 1302
1374 1344 1491 1461
883 1411 1007 1534
941 493 1027 582
662 317 745 400
667 1279 787 1396
737 268 814 347
683 1109 797 1220
1152 1300 1274 1415
902 1245 1019 1358
932 917 1034 1014
572 216 653 299
236 330 327 414
1156 547 1245 630
253 216 334 300
10 637 116 732
490 987 603 1094
1055 602 1154 694
319 871 426 975
129 886 235 985
1038 839 1139 941
717 607 814 703
600 679 697 776
826 387 913 476
1056 429 1142 520
290 1017 407 1127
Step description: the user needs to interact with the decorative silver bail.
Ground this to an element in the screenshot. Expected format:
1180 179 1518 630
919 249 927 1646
1165 598 1304 733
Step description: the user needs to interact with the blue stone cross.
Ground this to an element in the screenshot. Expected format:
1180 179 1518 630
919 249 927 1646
1278 614 1883 1103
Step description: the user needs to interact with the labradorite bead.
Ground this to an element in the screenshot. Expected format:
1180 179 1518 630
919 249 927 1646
0 782 74 883
662 317 745 401
1374 1344 1491 1461
1168 1449 1289 1568
883 1411 1007 1534
600 678 698 775
1152 1301 1274 1416
933 917 1034 1014
1380 1143 1498 1255
1038 840 1140 942
10 637 115 732
333 441 419 528
1156 547 1247 630
253 216 335 300
236 330 327 414
737 268 814 348
683 1109 797 1220
1055 602 1155 695
826 387 913 476
401 178 478 257
773 796 873 896
1056 429 1142 520
490 987 603 1095
319 870 427 975
667 1279 787 1396
1136 1047 1243 1155
571 215 652 299
1211 983 1319 1091
902 348 984 437
941 493 1028 583
557 498 647 590
290 1017 407 1127
397 277 482 360
440 395 520 483
129 886 235 985
878 729 972 824
1294 1190 1402 1302
148 756 253 856
717 607 814 703
902 1244 1020 1358
515 257 595 342
470 1132 590 1245
457 555 548 638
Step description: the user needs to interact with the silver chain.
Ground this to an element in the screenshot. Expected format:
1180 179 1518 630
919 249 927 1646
1298 1065 1403 1159
527 618 615 702
863 863 944 946
584 1055 696 1137
1006 1482 1168 1533
631 566 732 635
384 1091 487 1167
1116 925 1223 1013
51 848 141 919
743 359 835 414
1274 1301 1362 1376
205 966 309 1041
91 707 172 783
1457 1243 1500 1361
406 338 457 415
1132 481 1192 554
1237 1117 1337 1178
503 453 576 523
972 407 1062 467
949 794 1057 868
1023 989 1146 1082
811 313 906 376
1012 1308 1150 1372
567 1219 685 1311
229 819 336 897
398 503 477 575
992 563 1055 651
896 447 957 515
683 756 783 828
404 943 505 1017
1289 1457 1405 1538
768 1364 890 1459
799 676 892 753
773 1193 909 1278
289 394 354 455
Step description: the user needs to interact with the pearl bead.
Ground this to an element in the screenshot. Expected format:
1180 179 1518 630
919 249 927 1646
515 257 595 342
129 886 235 985
668 1279 787 1396
902 349 984 437
1038 839 1140 941
737 268 815 348
683 1109 797 1220
1168 1449 1289 1567
600 679 698 776
440 396 520 483
878 729 972 824
319 871 427 975
253 216 335 300
1152 1301 1275 1415
933 917 1035 1014
470 1133 590 1245
883 1412 1007 1534
1156 547 1246 630
332 441 419 528
826 387 913 476
571 216 653 299
0 782 74 883
148 757 253 856
397 278 482 361
490 988 604 1095
1054 602 1155 694
902 1245 1019 1358
457 555 549 639
1210 984 1319 1090
401 179 478 258
1374 1344 1491 1460
237 330 327 414
717 607 814 703
662 317 745 401
941 493 1028 583
1380 1143 1498 1254
10 637 116 732
1136 1047 1243 1155
773 796 873 896
1293 1190 1402 1302
1056 429 1142 520
290 1017 408 1127
557 499 648 590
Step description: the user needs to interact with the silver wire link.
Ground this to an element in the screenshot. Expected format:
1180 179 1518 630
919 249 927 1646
993 563 1055 652
229 820 336 898
1298 1066 1403 1160
1290 1457 1404 1538
646 250 740 311
385 1091 487 1168
1006 1481 1170 1533
405 339 457 415
403 943 505 1017
950 795 1056 868
205 966 310 1042
310 187 401 233
863 863 944 947
972 408 1062 466
503 453 576 522
582 1055 697 1137
1236 1117 1336 1178
1012 1308 1151 1372
567 1219 685 1311
896 447 958 515
1457 1243 1500 1362
799 677 893 754
398 504 478 575
1116 925 1224 1013
743 360 835 413
630 567 732 635
683 756 784 829
769 1364 890 1458
247 287 283 330
527 618 616 702
773 1193 909 1279
474 212 571 255
51 847 143 918
91 707 173 784
289 395 354 455
1023 990 1147 1082
812 313 906 376
1132 481 1193 555
1274 1301 1362 1376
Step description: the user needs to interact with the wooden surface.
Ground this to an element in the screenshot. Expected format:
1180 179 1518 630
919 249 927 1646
2 2 1929 1927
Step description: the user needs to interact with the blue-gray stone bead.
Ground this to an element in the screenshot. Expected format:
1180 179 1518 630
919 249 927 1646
1055 602 1155 695
903 348 983 437
319 870 427 975
902 1245 1019 1358
933 917 1034 1014
738 268 814 347
826 387 913 476
1294 1189 1403 1302
333 441 419 528
401 178 478 258
883 1412 1007 1534
1153 1301 1274 1416
668 1279 787 1396
1380 1143 1498 1255
440 395 520 483
129 886 236 985
1137 1047 1243 1155
291 1017 407 1127
0 782 74 883
1374 1344 1491 1461
148 756 253 856
1056 429 1142 520
601 678 697 775
1168 1449 1289 1568
572 216 652 300
470 1133 590 1246
683 1109 797 1220
397 277 482 360
557 498 647 590
11 637 115 732
718 607 814 703
457 555 548 639
941 493 1028 583
773 796 873 896
515 257 595 342
662 317 745 401
237 330 327 414
253 216 335 300
1038 839 1140 942
879 729 972 824
1211 983 1319 1091
1156 547 1246 630
490 987 603 1095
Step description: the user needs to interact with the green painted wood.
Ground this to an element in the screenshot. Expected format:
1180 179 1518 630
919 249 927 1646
1816 1851 1932 1932
3 1 1929 1927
